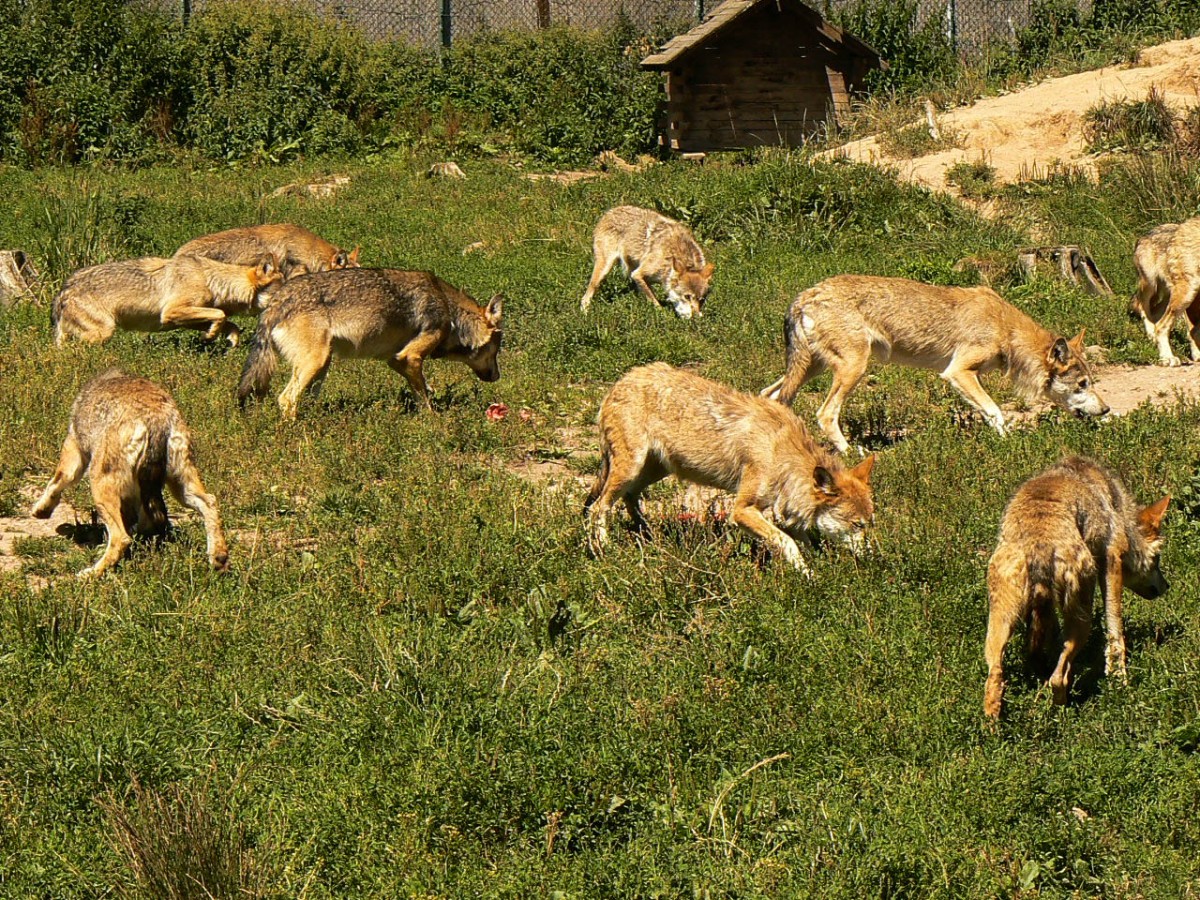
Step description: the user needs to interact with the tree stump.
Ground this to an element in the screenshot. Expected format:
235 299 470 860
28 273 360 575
1017 246 1113 297
0 251 38 307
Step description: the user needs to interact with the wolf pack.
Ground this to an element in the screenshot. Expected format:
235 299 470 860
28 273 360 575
30 203 1197 719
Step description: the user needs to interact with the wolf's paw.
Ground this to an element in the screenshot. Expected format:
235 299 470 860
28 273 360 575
1157 356 1182 367
30 501 54 519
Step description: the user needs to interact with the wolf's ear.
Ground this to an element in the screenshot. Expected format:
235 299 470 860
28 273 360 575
699 261 715 279
849 453 875 484
813 465 838 497
669 256 684 275
348 246 360 266
1138 495 1171 537
485 293 504 326
1069 328 1086 350
257 258 277 279
1048 336 1071 365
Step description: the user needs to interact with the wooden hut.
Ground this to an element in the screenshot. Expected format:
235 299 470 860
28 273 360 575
641 0 883 153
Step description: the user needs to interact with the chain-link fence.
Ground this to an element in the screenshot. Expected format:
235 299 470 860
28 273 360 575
184 1 1084 54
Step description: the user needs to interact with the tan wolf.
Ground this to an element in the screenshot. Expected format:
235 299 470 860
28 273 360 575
237 268 504 420
580 205 714 319
31 370 230 578
760 275 1109 452
585 363 876 573
175 223 360 280
983 456 1169 718
1129 218 1200 366
53 255 283 348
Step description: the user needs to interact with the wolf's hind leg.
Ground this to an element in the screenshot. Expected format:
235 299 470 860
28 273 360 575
1049 579 1094 705
32 431 88 518
815 349 869 454
81 475 134 578
167 432 229 572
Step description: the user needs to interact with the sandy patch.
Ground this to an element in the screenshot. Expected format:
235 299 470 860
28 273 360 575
829 36 1200 191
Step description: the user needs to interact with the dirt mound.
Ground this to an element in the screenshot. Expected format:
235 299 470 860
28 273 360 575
830 36 1200 192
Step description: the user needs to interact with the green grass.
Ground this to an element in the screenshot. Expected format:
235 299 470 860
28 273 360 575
0 151 1198 897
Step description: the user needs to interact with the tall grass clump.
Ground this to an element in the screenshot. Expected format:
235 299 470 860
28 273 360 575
99 776 272 900
1083 89 1178 153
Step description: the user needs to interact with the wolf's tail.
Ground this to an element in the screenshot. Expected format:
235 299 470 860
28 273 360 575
51 286 69 346
1026 541 1093 611
584 433 611 515
761 303 814 406
237 306 282 406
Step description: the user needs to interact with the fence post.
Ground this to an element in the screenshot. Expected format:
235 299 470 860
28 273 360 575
441 0 452 48
536 0 550 29
695 0 705 21
945 0 957 53
182 0 190 24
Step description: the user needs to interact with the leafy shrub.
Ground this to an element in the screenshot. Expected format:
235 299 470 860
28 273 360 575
178 1 379 161
0 0 180 164
830 0 959 94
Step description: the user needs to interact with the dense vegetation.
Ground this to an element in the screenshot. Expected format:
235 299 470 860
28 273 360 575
1 145 1199 895
0 0 1198 167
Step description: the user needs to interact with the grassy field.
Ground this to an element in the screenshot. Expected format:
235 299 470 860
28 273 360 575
0 151 1198 898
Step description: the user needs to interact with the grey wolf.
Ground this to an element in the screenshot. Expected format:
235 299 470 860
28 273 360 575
176 223 360 280
52 255 282 347
31 370 230 578
237 268 504 420
585 363 875 573
983 456 1169 718
580 205 714 319
1129 219 1200 365
760 275 1109 452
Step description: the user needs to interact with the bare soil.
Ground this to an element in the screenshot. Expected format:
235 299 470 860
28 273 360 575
830 37 1200 191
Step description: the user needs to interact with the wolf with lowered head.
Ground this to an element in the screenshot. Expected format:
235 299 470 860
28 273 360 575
984 456 1170 718
237 268 503 420
580 205 714 319
53 255 282 347
761 275 1109 452
176 223 360 281
31 370 230 578
586 363 876 573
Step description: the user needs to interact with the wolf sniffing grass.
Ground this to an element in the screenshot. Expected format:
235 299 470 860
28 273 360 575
580 205 714 319
1129 218 1200 366
30 370 230 578
983 456 1170 719
52 255 283 347
586 363 875 573
175 223 360 280
237 268 504 420
761 275 1110 452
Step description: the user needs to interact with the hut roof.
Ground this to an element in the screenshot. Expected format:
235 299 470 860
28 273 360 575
641 0 881 70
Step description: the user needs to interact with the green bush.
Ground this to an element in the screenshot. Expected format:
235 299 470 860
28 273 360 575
0 0 180 164
829 0 959 93
178 1 379 161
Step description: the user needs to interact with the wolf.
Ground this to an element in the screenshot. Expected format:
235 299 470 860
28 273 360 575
237 268 504 420
31 370 230 578
580 205 714 319
1128 218 1200 366
53 255 282 347
585 363 876 573
983 456 1170 718
175 223 360 281
760 275 1109 452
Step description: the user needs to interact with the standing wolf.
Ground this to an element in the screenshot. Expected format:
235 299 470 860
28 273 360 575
175 223 360 280
31 370 230 578
760 275 1109 452
983 456 1170 718
586 363 876 573
237 268 504 420
53 255 282 347
580 206 714 319
1129 218 1200 366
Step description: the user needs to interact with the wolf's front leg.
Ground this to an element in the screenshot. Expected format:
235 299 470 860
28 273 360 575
1102 553 1129 683
942 365 1007 435
731 502 811 575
